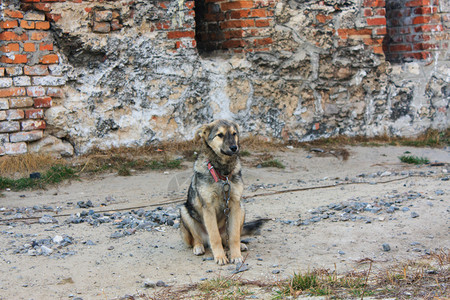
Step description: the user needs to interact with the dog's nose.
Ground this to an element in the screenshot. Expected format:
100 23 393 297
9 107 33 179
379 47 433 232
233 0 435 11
230 145 238 152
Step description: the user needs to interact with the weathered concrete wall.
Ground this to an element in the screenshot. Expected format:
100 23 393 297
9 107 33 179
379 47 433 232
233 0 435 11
0 0 449 156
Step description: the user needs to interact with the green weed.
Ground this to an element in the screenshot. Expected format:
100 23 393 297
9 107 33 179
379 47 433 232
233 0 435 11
260 159 285 169
399 155 430 165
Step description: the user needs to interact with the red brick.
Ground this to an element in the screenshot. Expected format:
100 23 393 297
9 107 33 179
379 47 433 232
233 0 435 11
0 32 28 41
35 21 50 30
255 19 270 27
363 0 385 7
47 87 63 98
224 29 245 39
0 87 26 98
39 42 53 51
10 130 43 142
40 54 59 64
221 1 254 10
402 51 431 60
316 14 333 23
414 7 432 15
364 37 383 45
5 67 23 76
25 109 44 119
24 43 36 52
6 109 25 120
374 8 385 16
33 3 52 12
4 9 24 19
4 142 27 155
24 65 49 76
45 13 62 22
376 27 387 35
415 24 443 32
0 20 19 29
230 9 251 19
34 96 52 108
21 120 46 131
372 45 384 54
406 0 430 6
389 44 413 52
413 16 431 25
0 121 21 133
0 43 20 53
0 54 28 64
167 31 195 39
250 8 268 18
175 40 197 49
364 8 373 17
9 97 34 108
367 17 386 26
413 42 439 50
220 19 255 29
21 20 35 29
254 37 273 45
31 32 49 41
222 39 247 48
27 86 46 97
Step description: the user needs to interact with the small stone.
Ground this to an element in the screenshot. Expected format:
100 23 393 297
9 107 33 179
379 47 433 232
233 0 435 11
338 250 345 255
232 263 249 274
39 215 57 224
382 243 391 251
156 280 166 287
380 171 392 177
143 279 156 288
110 231 124 239
107 246 114 250
53 235 64 244
411 212 419 218
41 245 53 255
272 269 280 274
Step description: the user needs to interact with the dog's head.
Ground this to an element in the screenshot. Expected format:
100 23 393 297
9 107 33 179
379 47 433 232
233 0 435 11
196 120 240 157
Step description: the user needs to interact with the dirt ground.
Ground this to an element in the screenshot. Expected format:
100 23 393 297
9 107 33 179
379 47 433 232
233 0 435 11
0 145 448 299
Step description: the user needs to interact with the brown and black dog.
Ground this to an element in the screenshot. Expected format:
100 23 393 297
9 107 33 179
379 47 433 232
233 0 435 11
180 120 265 265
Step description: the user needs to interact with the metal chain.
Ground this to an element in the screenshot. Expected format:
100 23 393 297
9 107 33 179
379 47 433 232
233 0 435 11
223 176 231 246
223 176 230 216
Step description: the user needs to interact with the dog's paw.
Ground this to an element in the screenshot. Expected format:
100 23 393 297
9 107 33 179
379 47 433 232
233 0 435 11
193 244 205 256
240 243 248 252
214 254 229 265
230 255 244 264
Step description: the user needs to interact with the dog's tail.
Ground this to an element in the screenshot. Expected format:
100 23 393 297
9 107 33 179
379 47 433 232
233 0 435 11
242 218 270 236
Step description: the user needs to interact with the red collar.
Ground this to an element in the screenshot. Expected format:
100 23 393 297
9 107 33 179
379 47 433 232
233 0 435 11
206 160 228 182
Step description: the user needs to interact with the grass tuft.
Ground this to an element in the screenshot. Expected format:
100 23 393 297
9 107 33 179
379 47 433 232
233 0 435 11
260 159 285 169
0 164 77 191
399 155 430 165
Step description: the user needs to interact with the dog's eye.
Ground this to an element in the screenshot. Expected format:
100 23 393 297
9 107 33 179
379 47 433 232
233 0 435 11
217 133 224 138
232 132 237 136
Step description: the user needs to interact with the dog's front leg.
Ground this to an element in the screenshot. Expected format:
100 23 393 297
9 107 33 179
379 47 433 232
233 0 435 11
228 202 244 264
202 207 228 265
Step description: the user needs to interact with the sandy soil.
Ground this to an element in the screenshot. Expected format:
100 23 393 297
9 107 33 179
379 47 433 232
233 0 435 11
0 145 448 299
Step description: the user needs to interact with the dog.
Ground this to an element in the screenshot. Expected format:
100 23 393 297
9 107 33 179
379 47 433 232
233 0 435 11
180 120 265 265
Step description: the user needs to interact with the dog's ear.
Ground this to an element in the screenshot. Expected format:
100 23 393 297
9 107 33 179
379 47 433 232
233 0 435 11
195 123 212 142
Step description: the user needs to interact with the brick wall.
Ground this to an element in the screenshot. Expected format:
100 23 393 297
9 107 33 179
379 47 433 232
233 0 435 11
195 0 275 52
333 0 448 62
385 0 448 62
0 7 63 156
